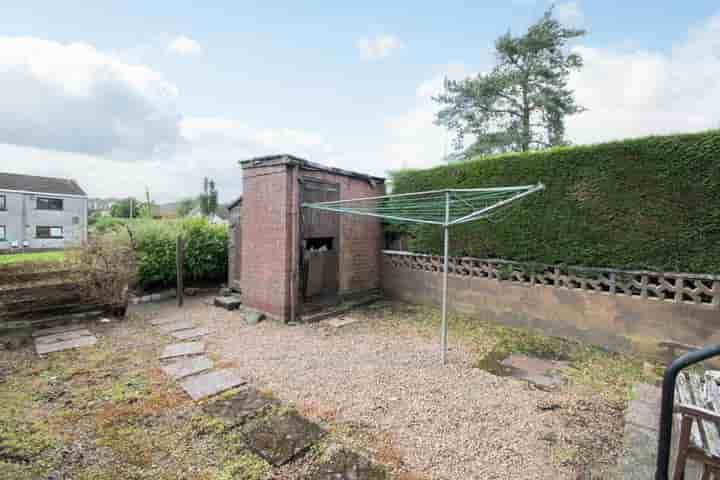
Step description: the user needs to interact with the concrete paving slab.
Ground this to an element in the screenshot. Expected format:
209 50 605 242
150 315 185 326
31 323 86 337
36 335 97 355
34 329 93 345
243 409 324 466
203 387 277 426
170 327 209 341
326 317 361 329
158 319 194 334
159 342 205 360
621 421 658 480
500 354 568 390
307 444 387 480
214 295 242 310
180 368 246 400
160 355 214 380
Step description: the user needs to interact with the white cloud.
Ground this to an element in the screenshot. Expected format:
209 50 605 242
0 36 333 202
378 64 473 171
555 2 584 26
0 36 181 159
181 117 334 158
355 34 401 61
0 114 335 203
566 13 720 144
167 35 203 56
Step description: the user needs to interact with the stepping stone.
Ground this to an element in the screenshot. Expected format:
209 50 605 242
160 355 214 380
171 327 209 341
32 323 86 337
326 317 361 329
499 354 568 390
159 342 205 360
307 444 387 480
36 335 97 355
214 295 242 311
150 315 185 326
34 329 93 345
243 408 324 466
158 319 194 334
203 387 277 426
180 368 246 400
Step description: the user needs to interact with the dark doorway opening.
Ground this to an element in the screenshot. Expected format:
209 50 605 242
299 179 340 314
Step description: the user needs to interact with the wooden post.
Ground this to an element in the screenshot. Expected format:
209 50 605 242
176 235 184 308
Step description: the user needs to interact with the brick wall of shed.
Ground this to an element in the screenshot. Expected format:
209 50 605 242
240 164 293 320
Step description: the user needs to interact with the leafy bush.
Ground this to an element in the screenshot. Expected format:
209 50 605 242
91 216 130 234
390 130 720 273
128 218 228 289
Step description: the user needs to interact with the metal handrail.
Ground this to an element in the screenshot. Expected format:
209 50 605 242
655 343 720 479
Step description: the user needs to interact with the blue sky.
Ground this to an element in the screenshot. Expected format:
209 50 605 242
1 1 719 202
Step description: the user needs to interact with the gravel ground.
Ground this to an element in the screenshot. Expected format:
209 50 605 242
155 298 626 480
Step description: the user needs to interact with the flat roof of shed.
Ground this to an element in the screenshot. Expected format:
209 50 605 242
240 154 385 183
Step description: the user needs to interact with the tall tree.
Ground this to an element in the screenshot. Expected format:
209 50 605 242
435 7 586 157
199 177 218 217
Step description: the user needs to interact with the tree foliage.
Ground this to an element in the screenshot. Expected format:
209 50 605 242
176 197 197 217
110 198 141 218
435 7 586 157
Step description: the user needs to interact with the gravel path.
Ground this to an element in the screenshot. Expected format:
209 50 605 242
163 299 621 479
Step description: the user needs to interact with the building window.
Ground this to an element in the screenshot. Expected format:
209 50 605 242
37 197 64 211
72 216 80 225
0 195 5 210
0 226 5 240
36 226 63 239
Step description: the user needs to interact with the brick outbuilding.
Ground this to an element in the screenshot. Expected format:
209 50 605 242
236 155 385 322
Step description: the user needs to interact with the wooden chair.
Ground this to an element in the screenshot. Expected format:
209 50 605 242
673 371 720 479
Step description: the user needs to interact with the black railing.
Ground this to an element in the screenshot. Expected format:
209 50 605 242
655 344 720 479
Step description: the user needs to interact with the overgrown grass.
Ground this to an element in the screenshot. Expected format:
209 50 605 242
0 251 65 265
392 304 661 398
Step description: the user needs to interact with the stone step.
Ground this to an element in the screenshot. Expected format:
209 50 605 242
34 329 93 345
31 323 88 337
159 341 205 360
36 335 97 355
179 368 246 400
214 295 242 311
171 327 209 341
158 319 195 334
160 355 214 380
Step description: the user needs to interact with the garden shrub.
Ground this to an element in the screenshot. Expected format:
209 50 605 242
129 218 228 289
389 130 720 273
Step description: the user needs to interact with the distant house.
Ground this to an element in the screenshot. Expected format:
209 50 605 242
0 172 88 251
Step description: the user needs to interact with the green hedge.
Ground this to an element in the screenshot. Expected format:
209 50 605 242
390 130 720 274
131 218 228 288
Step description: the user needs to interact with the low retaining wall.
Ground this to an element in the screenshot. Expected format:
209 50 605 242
381 251 720 359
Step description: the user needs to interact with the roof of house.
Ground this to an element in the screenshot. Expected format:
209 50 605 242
240 154 386 183
0 172 87 196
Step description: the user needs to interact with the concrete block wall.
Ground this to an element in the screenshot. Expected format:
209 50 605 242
381 254 720 359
